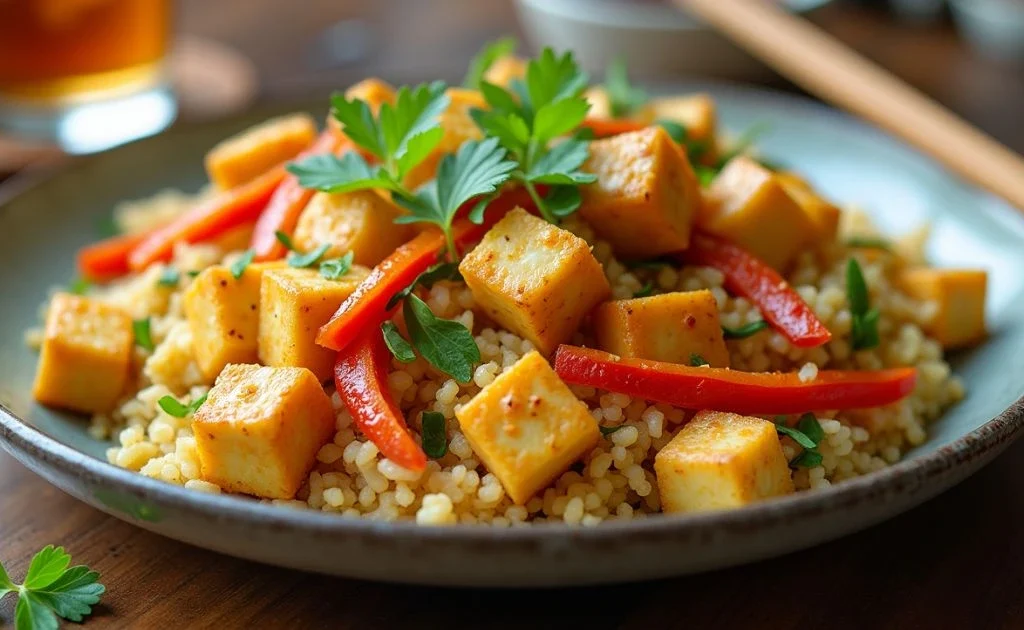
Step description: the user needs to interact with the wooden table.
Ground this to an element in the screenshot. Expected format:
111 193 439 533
3 1 1024 627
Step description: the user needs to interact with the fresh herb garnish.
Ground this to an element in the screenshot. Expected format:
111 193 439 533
472 47 597 223
689 353 708 367
386 262 462 310
655 119 687 144
722 320 769 340
187 270 201 278
230 249 255 279
633 282 654 298
274 231 296 251
421 411 449 458
604 56 647 118
846 258 880 350
132 318 153 351
695 165 717 188
790 449 823 468
288 243 330 269
599 424 626 437
157 267 180 287
625 259 672 271
0 545 105 629
775 413 825 468
463 37 518 90
846 236 891 251
381 321 416 363
68 278 91 295
157 393 207 419
319 252 354 280
403 294 480 383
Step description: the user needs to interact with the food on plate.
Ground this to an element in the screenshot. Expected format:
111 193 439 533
28 39 985 526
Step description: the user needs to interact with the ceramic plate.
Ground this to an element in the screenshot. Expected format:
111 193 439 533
2 84 1023 587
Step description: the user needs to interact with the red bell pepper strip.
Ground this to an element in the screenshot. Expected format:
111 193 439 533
250 130 351 261
127 164 286 271
580 117 647 139
680 232 832 348
77 231 150 282
335 328 427 472
553 345 916 415
315 186 537 352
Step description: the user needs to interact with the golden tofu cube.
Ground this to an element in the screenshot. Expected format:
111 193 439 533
258 266 369 381
702 156 816 270
459 208 611 355
482 54 527 88
403 88 486 191
293 190 417 266
899 268 987 348
204 113 316 190
776 172 841 244
642 94 718 158
192 364 335 499
32 293 133 413
344 77 396 112
592 290 730 367
655 410 795 513
456 351 599 504
184 262 285 380
580 126 701 258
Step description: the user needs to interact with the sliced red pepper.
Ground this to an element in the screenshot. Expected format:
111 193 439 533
250 130 351 261
554 345 916 415
77 231 150 282
680 232 832 348
315 187 536 352
580 117 647 138
335 328 427 472
127 164 286 271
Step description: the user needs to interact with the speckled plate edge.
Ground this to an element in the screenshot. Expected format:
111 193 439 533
2 85 1023 587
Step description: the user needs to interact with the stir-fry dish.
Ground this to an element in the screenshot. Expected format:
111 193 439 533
28 40 988 525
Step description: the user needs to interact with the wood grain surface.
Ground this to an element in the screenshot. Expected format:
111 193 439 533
3 1 1024 628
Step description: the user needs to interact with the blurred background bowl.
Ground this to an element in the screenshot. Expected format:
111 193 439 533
514 0 835 81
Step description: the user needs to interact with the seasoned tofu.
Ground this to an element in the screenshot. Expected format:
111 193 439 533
642 94 718 162
192 364 334 499
592 290 730 367
456 351 599 504
701 156 816 270
204 113 316 190
32 293 133 413
403 88 487 191
655 410 794 513
899 268 987 348
258 266 369 381
293 190 416 266
184 261 285 380
459 208 611 355
776 172 841 244
344 77 396 112
580 126 701 258
482 54 527 88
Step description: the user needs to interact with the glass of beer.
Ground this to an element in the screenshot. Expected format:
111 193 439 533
0 0 176 154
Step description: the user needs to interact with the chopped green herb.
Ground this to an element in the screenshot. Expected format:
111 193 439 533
319 252 354 280
68 278 91 295
132 318 153 351
157 267 180 287
689 353 708 367
604 56 648 118
625 259 672 271
599 424 626 437
403 294 480 383
633 282 654 298
656 119 687 144
463 37 518 90
230 249 255 279
722 320 769 340
790 449 823 468
421 411 449 458
774 419 819 450
0 545 104 630
288 243 331 269
386 262 463 310
381 321 417 363
187 270 201 278
695 165 717 188
157 393 207 419
846 258 880 350
274 231 296 251
846 236 891 251
96 215 120 238
796 413 824 445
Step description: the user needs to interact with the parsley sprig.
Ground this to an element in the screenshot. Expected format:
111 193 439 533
604 57 647 118
421 411 449 458
846 258 881 350
0 545 105 630
775 413 825 468
722 320 769 340
471 47 597 223
158 393 207 418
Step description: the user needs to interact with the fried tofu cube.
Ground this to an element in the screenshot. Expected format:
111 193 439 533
592 290 730 367
293 190 417 266
344 77 396 112
204 113 316 190
482 54 527 88
459 208 611 355
192 364 334 499
32 293 133 413
776 172 841 244
643 94 718 160
403 88 486 190
655 410 794 513
258 266 369 381
456 351 599 504
580 126 701 258
184 261 285 380
899 268 987 348
701 156 816 270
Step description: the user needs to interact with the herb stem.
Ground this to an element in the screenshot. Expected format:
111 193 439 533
524 180 555 223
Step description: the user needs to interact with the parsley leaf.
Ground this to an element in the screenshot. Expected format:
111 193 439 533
320 252 354 280
230 249 255 279
463 37 518 90
633 282 654 298
403 294 480 383
381 321 416 363
605 56 647 118
695 165 717 188
133 318 153 352
157 393 206 418
421 411 449 458
797 413 825 445
599 424 626 437
0 545 104 630
689 353 708 367
526 139 596 185
288 243 331 269
722 320 769 340
775 423 817 450
656 120 687 144
543 186 584 219
846 258 880 350
287 152 399 194
774 414 824 454
157 267 180 287
386 262 462 310
68 278 91 295
791 449 823 468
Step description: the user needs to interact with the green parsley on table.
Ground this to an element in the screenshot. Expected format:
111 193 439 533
229 249 255 279
846 257 881 350
0 545 105 630
722 320 769 340
132 318 153 352
421 411 449 458
157 393 207 419
319 251 355 280
381 321 416 363
604 56 647 118
463 36 517 90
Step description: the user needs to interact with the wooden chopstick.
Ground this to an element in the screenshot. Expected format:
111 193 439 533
676 0 1024 212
